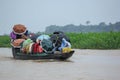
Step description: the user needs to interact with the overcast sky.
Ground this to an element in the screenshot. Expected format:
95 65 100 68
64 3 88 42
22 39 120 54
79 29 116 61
0 0 120 35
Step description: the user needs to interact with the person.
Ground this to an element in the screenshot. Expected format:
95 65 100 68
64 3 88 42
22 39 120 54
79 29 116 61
50 31 71 51
10 24 29 47
10 24 29 40
58 38 71 51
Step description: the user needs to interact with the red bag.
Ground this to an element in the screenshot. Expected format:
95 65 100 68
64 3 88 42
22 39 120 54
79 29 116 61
33 43 43 53
37 46 43 53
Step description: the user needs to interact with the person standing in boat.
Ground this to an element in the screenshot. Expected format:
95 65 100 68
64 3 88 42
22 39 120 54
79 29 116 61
10 24 29 41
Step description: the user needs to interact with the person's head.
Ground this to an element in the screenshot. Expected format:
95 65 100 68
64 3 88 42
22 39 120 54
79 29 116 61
21 34 28 40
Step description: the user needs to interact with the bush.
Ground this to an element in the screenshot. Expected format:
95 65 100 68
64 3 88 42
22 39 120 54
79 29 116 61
0 32 120 49
0 35 11 47
67 32 120 49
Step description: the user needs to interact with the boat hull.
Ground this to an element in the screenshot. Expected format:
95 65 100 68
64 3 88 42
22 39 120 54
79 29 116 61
12 47 74 60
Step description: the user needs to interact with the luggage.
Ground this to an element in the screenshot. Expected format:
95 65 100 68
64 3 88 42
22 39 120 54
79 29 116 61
62 47 72 53
32 43 43 53
22 39 33 48
36 34 50 41
11 39 25 47
41 39 53 51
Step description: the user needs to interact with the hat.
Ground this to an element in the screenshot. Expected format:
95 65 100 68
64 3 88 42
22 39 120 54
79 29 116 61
13 24 27 34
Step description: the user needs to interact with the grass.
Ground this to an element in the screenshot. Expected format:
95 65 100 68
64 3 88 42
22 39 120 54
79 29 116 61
0 32 120 49
67 32 120 49
0 35 11 47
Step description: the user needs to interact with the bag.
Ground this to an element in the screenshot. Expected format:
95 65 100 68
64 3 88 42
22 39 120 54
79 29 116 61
36 34 50 41
41 39 53 51
32 43 43 53
11 39 25 47
22 43 34 54
62 47 72 53
22 39 33 48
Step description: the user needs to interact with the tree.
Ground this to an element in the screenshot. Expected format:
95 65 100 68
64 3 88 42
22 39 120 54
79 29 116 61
86 21 90 25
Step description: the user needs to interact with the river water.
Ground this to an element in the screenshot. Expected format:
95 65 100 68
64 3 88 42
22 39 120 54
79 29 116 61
0 48 120 80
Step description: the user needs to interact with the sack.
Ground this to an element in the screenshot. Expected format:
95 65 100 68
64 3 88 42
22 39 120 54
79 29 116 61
29 43 34 53
22 43 34 54
36 34 50 42
22 39 33 48
11 39 25 47
62 47 72 53
41 39 53 51
32 43 43 53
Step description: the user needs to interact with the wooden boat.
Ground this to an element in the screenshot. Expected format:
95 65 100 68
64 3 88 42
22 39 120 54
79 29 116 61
12 47 74 60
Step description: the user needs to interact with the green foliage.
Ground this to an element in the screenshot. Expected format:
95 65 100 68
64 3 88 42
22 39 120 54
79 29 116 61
0 32 120 49
0 35 11 47
67 32 120 49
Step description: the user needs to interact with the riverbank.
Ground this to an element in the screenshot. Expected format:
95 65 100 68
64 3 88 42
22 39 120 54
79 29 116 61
1 32 120 49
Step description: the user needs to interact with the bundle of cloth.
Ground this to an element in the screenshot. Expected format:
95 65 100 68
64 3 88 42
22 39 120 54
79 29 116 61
21 38 43 54
20 34 53 54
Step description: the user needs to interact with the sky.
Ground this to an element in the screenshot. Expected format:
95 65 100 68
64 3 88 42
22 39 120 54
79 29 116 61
0 0 120 35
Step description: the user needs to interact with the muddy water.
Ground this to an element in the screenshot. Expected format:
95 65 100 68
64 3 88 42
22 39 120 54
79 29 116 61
0 48 120 80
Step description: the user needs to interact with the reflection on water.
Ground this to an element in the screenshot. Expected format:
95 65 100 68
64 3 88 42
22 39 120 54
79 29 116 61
0 48 120 80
